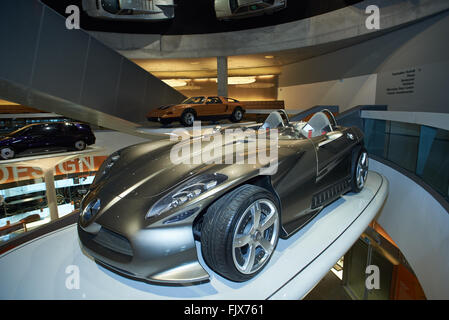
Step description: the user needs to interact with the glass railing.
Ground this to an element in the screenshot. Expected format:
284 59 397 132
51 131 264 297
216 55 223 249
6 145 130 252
364 118 449 203
0 154 108 244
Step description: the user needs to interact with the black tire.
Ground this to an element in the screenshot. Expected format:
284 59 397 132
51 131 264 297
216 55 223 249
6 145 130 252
74 140 86 151
180 110 196 126
201 184 280 282
0 147 15 160
230 107 244 123
350 147 369 193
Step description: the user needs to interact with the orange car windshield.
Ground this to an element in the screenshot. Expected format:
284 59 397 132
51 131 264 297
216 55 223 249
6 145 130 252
182 97 205 104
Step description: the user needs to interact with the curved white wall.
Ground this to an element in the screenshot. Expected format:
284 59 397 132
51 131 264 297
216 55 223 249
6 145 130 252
370 159 449 299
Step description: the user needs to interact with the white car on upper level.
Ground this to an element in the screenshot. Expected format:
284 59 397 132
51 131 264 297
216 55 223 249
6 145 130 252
82 0 175 21
215 0 287 20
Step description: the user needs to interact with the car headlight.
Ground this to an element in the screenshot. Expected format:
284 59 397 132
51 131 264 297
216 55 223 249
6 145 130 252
80 198 101 223
93 151 120 184
145 173 227 220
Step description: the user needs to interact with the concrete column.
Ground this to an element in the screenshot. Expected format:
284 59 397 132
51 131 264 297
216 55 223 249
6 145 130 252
217 56 228 97
44 169 59 221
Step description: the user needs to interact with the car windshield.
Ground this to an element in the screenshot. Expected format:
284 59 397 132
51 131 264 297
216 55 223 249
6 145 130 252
277 125 307 140
101 0 120 14
217 124 307 140
182 97 205 104
6 126 33 137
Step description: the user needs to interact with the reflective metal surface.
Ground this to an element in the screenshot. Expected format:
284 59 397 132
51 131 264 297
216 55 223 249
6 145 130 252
77 114 365 284
232 199 279 275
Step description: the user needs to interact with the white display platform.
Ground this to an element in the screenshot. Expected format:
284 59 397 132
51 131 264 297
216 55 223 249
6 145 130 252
0 172 387 300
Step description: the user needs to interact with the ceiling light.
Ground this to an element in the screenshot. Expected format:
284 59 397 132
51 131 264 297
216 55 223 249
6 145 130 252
215 77 256 85
194 78 211 82
179 86 202 90
258 75 275 79
264 55 275 59
237 83 275 89
162 79 188 87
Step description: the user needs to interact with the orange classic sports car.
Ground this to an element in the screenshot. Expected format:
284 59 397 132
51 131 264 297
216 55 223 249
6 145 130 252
146 96 246 126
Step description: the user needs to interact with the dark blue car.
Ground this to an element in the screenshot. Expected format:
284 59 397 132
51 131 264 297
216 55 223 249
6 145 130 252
0 122 96 160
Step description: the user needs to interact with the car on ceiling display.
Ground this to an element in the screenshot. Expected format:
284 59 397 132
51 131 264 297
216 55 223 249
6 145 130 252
82 0 176 21
77 110 369 284
147 96 246 126
0 122 96 160
215 0 287 20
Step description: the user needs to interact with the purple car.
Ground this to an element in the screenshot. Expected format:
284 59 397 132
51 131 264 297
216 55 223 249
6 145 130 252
0 122 96 160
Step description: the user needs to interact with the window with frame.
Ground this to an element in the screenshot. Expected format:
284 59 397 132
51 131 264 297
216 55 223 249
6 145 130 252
206 97 222 104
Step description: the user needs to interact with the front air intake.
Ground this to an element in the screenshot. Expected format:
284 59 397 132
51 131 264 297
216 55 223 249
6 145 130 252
93 227 133 257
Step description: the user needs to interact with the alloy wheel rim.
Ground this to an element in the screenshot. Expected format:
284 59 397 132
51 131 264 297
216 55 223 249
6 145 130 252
185 113 194 125
235 110 243 120
75 141 85 150
232 199 279 275
356 151 369 189
1 148 14 159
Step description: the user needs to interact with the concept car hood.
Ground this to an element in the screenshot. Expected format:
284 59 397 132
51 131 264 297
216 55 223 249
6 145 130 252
84 131 283 234
90 139 208 200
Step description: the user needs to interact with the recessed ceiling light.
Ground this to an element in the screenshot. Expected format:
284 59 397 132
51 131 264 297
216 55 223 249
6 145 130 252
162 79 188 87
214 77 256 85
194 78 210 82
258 75 275 79
264 55 275 59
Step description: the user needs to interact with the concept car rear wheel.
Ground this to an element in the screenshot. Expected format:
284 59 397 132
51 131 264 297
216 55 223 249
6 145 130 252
0 147 15 160
351 148 369 193
201 184 280 282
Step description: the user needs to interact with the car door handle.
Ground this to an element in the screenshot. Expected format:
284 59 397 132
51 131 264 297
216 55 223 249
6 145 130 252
318 139 333 148
318 132 343 148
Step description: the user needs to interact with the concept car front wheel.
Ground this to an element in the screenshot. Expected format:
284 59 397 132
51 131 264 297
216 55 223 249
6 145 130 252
201 184 280 282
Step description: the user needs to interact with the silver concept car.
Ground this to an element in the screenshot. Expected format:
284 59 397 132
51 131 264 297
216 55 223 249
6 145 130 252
215 0 287 20
82 0 175 21
78 110 368 284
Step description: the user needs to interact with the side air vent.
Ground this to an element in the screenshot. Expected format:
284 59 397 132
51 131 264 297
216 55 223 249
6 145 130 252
312 178 351 209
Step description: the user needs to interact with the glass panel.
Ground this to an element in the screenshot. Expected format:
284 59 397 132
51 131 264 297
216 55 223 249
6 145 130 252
0 166 48 244
364 119 387 158
362 118 449 202
0 154 108 245
386 121 420 173
54 155 107 216
345 239 369 300
419 127 449 199
367 248 394 300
